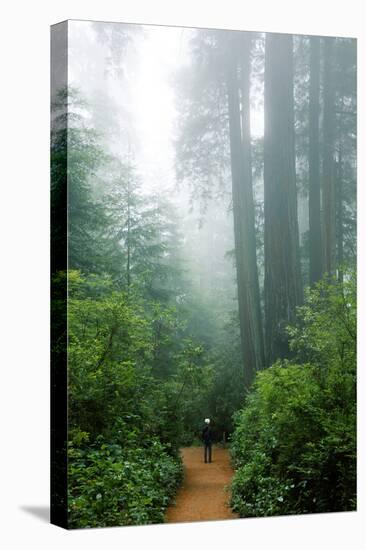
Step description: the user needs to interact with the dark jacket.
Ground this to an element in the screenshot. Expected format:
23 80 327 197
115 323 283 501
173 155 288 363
202 425 212 445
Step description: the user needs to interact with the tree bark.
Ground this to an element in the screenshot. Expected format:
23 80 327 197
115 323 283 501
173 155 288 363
263 33 303 364
322 37 337 277
226 35 264 389
238 33 265 370
336 149 344 283
308 36 323 285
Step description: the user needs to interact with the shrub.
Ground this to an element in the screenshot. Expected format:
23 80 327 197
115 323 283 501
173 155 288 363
230 273 356 517
68 438 183 528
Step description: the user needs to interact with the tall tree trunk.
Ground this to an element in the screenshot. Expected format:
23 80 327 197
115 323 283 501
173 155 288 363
263 33 303 364
322 37 337 276
238 33 265 370
226 35 264 389
308 36 323 285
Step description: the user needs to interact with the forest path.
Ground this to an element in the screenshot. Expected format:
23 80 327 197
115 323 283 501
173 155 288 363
165 446 239 524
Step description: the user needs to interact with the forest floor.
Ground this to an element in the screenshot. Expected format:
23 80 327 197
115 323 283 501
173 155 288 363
165 446 239 524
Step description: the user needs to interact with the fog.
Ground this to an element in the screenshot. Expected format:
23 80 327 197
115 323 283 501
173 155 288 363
64 19 356 336
68 20 241 317
69 21 188 193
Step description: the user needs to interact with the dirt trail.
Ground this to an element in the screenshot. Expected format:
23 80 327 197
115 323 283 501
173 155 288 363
165 446 239 524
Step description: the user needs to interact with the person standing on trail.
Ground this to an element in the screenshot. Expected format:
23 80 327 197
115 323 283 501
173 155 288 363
202 418 212 463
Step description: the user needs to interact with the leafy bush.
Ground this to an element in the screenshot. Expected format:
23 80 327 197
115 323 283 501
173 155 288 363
230 273 356 517
66 271 206 528
68 438 183 528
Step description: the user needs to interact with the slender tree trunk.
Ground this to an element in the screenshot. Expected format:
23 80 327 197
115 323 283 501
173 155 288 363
226 35 264 389
336 149 344 283
308 36 323 285
263 33 303 364
126 175 131 289
322 37 337 276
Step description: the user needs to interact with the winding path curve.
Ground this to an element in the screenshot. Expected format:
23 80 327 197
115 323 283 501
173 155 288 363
165 446 239 524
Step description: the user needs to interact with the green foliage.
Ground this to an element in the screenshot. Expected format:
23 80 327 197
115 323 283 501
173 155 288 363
66 270 208 527
104 161 183 292
51 85 212 529
68 437 183 528
203 314 245 439
68 272 151 439
230 273 356 517
51 88 112 274
288 272 356 372
169 339 214 445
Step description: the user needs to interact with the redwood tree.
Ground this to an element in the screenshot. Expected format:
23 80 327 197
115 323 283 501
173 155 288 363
263 33 303 364
308 36 323 285
322 37 337 276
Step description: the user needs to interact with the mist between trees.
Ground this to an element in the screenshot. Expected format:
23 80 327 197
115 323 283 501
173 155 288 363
51 22 356 527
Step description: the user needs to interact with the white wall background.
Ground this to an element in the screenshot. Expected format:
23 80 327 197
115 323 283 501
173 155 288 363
1 1 364 548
